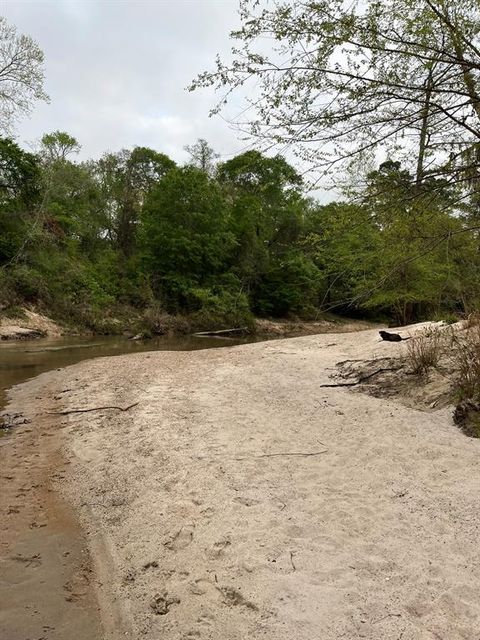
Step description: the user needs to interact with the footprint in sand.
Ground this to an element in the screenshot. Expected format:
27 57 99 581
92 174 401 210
209 536 231 558
233 496 260 507
164 525 195 551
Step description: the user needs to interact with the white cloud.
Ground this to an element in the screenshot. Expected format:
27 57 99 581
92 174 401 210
3 0 243 161
2 0 333 200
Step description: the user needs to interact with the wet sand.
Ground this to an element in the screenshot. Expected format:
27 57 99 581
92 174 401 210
2 324 480 639
0 372 103 640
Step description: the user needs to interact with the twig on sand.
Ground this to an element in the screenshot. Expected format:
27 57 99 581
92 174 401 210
319 366 403 388
289 551 296 571
235 450 327 460
80 502 107 508
372 612 402 624
48 402 139 415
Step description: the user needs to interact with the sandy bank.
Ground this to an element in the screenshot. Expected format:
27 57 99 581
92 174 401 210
0 309 62 340
3 324 480 639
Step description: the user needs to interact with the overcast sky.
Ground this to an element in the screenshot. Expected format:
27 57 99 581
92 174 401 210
3 0 250 163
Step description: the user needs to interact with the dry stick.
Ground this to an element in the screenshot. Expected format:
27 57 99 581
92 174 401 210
289 551 296 572
48 402 139 415
372 612 402 625
235 450 327 460
319 366 403 388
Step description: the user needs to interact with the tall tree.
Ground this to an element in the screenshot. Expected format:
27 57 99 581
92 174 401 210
96 147 176 257
0 17 48 133
184 138 219 175
192 0 480 192
0 137 40 263
141 165 235 309
218 150 318 313
40 131 81 163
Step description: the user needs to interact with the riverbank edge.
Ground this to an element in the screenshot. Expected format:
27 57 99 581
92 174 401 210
1 305 379 342
0 368 126 640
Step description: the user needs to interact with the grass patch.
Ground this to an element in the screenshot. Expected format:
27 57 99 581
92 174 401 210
451 324 480 402
405 328 444 376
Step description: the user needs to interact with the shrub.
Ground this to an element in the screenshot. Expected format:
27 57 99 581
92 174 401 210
189 286 254 330
10 264 50 302
431 311 458 325
141 307 192 335
405 328 444 376
453 400 480 438
451 324 480 402
464 311 480 329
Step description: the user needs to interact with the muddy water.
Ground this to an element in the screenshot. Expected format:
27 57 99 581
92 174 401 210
0 333 257 420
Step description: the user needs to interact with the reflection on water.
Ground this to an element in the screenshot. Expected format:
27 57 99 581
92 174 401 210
0 333 259 416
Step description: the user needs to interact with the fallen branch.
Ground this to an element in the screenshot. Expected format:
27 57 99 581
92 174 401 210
48 402 139 415
372 612 402 625
235 450 327 460
193 327 248 337
319 366 403 388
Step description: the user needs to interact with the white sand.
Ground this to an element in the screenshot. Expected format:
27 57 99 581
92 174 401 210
27 324 480 639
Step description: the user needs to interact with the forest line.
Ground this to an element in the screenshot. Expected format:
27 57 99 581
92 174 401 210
1 132 478 334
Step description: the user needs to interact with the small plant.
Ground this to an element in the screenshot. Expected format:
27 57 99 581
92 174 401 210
433 312 458 325
405 328 443 376
449 324 480 438
464 311 480 329
453 400 480 438
451 324 480 402
1 305 27 319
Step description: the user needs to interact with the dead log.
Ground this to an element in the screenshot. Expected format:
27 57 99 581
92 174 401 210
193 327 249 337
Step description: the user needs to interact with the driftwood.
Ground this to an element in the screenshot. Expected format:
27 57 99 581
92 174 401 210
319 366 403 388
48 402 139 415
235 450 327 460
194 327 249 337
25 342 106 353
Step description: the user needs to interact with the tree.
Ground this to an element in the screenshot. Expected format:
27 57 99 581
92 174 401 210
141 166 236 309
0 17 48 133
184 138 219 175
218 152 303 265
218 151 303 248
0 137 40 263
95 147 176 257
192 0 480 193
303 200 380 311
40 131 81 163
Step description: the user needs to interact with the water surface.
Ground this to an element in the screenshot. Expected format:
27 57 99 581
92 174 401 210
0 333 258 418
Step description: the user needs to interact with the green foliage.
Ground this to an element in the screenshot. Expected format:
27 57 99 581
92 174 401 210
141 165 236 309
2 132 479 332
41 130 80 162
192 0 480 194
188 286 253 330
254 253 321 317
0 137 40 262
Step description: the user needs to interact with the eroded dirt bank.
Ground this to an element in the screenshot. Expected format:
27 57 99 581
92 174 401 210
3 325 480 639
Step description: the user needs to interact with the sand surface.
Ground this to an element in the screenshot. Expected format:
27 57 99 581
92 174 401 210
0 309 62 340
3 324 480 639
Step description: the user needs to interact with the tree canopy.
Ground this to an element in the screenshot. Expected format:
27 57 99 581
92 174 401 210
2 132 477 331
191 0 480 195
0 17 48 134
